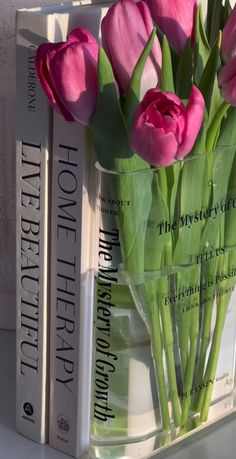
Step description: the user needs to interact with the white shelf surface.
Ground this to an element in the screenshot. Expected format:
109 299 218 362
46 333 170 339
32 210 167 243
1 328 236 459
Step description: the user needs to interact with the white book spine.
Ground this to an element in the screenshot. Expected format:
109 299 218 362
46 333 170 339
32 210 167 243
15 4 99 443
49 113 95 456
15 10 54 444
48 5 111 455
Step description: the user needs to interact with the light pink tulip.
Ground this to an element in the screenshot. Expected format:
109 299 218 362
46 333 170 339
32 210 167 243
35 28 99 124
219 56 236 105
144 0 197 53
101 0 162 96
130 86 204 166
222 5 236 63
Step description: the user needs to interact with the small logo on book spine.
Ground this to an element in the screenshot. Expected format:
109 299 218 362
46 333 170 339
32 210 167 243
57 414 70 434
23 402 34 417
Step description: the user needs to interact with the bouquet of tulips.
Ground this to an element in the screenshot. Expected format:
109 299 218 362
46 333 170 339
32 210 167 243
36 0 236 452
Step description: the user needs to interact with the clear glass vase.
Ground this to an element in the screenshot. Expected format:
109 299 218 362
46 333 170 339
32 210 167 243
89 146 236 459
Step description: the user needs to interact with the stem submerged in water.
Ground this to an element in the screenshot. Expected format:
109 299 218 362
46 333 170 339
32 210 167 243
158 277 182 427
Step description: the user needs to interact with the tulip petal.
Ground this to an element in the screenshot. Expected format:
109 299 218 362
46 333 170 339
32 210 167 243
222 5 236 62
35 43 75 121
49 42 98 124
145 0 197 53
140 88 186 112
176 86 204 159
219 57 236 106
101 0 161 94
35 28 98 124
131 86 203 165
131 120 178 166
67 28 99 61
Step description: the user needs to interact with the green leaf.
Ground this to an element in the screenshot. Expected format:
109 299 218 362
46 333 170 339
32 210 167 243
123 27 157 132
217 107 236 146
225 150 236 248
159 35 174 92
206 0 222 47
173 156 206 265
194 4 211 84
144 173 170 271
190 108 208 155
198 33 221 114
175 38 193 99
90 48 132 170
206 101 230 152
220 0 232 28
156 24 180 79
207 77 224 126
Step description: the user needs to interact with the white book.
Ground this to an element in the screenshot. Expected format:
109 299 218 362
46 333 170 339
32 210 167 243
50 115 95 457
15 0 110 444
16 7 56 444
48 5 111 456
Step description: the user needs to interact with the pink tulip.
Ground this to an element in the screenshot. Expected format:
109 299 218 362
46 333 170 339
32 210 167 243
219 56 236 105
144 0 197 53
130 86 204 166
222 5 236 63
101 0 162 96
35 28 99 124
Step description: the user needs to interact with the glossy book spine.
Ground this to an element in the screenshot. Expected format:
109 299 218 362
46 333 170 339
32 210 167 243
49 114 94 456
48 3 111 456
15 10 53 443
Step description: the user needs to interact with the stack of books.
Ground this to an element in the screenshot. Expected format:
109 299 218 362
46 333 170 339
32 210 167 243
15 1 113 457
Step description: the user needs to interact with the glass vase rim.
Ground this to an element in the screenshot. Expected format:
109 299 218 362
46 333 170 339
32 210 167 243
95 144 236 176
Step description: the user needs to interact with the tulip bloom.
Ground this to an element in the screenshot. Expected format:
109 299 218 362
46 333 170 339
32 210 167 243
130 86 204 166
35 28 98 124
101 0 162 96
145 0 197 53
221 5 236 63
219 57 236 106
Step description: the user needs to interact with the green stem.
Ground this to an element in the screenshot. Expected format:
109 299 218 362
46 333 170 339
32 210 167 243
135 278 171 432
178 314 190 378
158 168 168 203
158 277 182 427
196 252 233 419
195 316 211 388
181 333 198 425
199 292 228 421
181 268 200 426
177 270 192 378
195 258 219 393
150 298 171 432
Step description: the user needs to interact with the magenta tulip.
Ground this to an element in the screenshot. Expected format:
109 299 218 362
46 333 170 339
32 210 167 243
144 0 197 53
35 28 99 124
130 86 204 166
222 5 236 63
219 57 236 105
101 0 162 96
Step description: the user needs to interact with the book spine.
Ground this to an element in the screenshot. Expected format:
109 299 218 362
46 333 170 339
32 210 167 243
49 113 95 456
48 5 112 455
15 11 54 443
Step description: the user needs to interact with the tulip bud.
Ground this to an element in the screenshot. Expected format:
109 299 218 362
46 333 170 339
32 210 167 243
219 56 236 106
35 28 99 124
101 0 162 96
221 5 236 63
130 86 204 166
144 0 197 53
